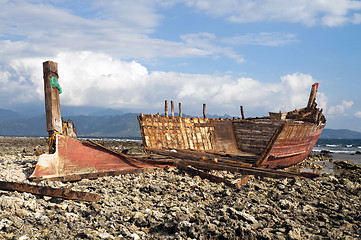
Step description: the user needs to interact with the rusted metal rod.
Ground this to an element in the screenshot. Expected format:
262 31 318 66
0 181 99 202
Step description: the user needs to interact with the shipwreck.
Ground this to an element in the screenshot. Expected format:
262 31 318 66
138 82 326 169
29 61 325 187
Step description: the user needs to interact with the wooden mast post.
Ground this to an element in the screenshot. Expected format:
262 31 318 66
240 106 245 119
165 100 168 117
171 101 175 117
43 61 62 153
43 61 76 152
203 104 206 118
43 61 62 136
179 102 182 117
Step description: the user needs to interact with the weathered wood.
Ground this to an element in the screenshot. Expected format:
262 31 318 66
203 103 206 118
256 125 284 166
232 175 251 188
175 162 249 188
171 101 175 117
43 61 62 135
307 83 319 109
233 120 283 154
0 181 99 202
32 167 158 182
179 102 182 117
179 159 319 179
63 119 77 138
138 83 325 170
146 149 318 179
165 100 168 117
240 106 245 119
149 148 256 168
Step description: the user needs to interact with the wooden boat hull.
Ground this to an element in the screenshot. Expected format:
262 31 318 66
30 135 157 181
257 122 325 168
138 83 326 169
138 115 325 169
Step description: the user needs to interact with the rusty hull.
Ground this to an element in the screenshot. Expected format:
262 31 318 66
30 135 158 181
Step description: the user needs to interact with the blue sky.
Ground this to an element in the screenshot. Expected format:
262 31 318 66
1 0 361 131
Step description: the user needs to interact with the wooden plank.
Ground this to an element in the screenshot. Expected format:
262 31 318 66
32 168 158 182
175 162 249 188
180 159 319 179
0 181 99 202
307 83 319 109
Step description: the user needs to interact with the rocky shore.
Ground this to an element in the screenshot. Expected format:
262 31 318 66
0 137 360 239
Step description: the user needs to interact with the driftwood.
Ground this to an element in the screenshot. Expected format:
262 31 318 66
0 181 99 202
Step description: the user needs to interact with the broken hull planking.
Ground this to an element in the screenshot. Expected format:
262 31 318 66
30 135 158 181
138 106 326 169
257 122 325 168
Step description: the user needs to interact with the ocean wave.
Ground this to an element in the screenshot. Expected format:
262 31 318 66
312 148 357 154
325 144 339 148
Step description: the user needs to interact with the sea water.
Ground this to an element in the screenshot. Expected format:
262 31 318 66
313 139 361 165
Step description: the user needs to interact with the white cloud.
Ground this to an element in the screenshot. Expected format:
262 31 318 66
180 33 245 63
222 32 297 47
0 0 212 62
184 0 361 26
327 100 354 116
352 13 361 23
355 111 361 118
0 51 324 117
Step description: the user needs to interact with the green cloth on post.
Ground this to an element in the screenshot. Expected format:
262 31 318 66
50 76 62 94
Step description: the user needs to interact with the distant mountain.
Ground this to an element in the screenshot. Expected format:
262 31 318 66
0 113 141 137
1 107 361 139
89 108 124 116
66 113 140 137
0 108 25 121
320 129 361 139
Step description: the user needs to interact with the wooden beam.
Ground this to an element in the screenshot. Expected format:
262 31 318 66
31 167 158 182
240 106 245 119
171 100 174 117
180 159 319 179
148 148 319 179
175 162 249 188
43 61 62 135
203 103 206 118
0 181 99 202
179 102 182 117
165 100 168 117
307 83 319 109
63 119 77 138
